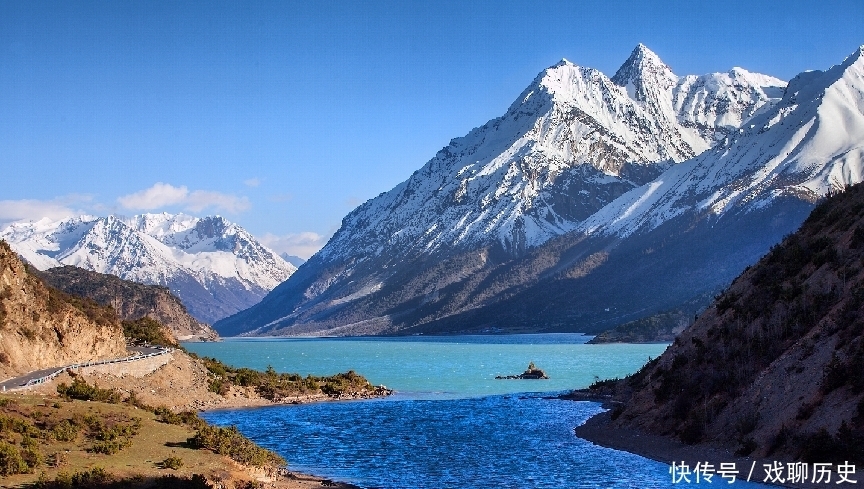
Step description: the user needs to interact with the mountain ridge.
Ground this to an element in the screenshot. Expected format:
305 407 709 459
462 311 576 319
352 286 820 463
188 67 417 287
216 44 812 337
0 213 295 324
34 265 218 342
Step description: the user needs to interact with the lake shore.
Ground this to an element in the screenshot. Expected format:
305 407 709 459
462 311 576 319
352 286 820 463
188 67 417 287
10 351 384 489
574 406 826 488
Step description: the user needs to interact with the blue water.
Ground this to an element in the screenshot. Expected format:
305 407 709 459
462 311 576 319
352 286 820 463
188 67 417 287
183 334 666 399
184 336 767 488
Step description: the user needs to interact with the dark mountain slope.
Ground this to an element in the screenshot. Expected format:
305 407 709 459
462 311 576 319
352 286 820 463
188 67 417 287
591 183 864 463
35 266 218 341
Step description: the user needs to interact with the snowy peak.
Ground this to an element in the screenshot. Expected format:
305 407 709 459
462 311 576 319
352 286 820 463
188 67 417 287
673 68 785 139
581 46 864 239
320 46 791 265
612 43 679 98
843 44 864 67
0 213 296 323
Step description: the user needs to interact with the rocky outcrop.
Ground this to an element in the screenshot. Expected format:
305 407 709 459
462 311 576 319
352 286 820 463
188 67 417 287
586 183 864 464
36 266 218 342
0 240 127 379
496 362 549 379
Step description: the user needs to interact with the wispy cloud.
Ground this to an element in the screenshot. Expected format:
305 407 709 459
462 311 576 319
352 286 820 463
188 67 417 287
244 178 261 188
269 193 293 203
117 183 187 209
258 231 330 260
0 195 93 224
117 183 250 214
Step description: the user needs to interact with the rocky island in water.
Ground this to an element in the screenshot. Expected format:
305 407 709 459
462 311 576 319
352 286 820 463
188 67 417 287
496 362 549 379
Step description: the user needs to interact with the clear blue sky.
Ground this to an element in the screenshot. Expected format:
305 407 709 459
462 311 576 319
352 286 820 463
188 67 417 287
1 0 862 258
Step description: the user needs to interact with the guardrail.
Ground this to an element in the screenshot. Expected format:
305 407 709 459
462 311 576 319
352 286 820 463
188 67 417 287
17 347 174 389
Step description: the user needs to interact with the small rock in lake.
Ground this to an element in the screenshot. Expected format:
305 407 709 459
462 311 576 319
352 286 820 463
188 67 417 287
496 362 549 379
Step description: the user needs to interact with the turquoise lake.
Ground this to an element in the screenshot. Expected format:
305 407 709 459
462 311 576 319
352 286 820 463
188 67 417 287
184 335 768 488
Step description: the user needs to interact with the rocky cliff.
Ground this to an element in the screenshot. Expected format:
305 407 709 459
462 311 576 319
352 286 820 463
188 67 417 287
0 241 127 380
593 183 864 464
35 266 218 342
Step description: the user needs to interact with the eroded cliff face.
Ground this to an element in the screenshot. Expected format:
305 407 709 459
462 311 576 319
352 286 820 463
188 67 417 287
604 183 864 463
0 241 127 379
36 266 218 342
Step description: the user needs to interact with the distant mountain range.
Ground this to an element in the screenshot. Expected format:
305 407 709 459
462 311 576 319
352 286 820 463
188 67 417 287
216 44 864 337
0 213 296 324
279 252 306 268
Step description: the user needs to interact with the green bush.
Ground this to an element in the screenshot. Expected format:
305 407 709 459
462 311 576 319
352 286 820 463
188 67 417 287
56 378 122 403
0 440 28 475
50 419 80 442
122 317 177 347
195 355 374 400
188 425 284 468
89 439 131 455
161 456 184 470
71 466 110 485
20 446 44 471
82 414 140 455
154 407 204 429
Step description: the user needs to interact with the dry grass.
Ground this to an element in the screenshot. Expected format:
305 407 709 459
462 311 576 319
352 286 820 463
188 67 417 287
0 394 254 487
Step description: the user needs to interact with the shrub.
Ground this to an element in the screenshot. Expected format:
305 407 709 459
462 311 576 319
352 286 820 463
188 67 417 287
188 425 284 468
20 446 44 470
71 466 110 485
122 317 177 347
56 378 122 403
161 456 184 470
50 420 80 442
0 441 28 476
154 407 204 429
82 414 140 455
89 438 132 455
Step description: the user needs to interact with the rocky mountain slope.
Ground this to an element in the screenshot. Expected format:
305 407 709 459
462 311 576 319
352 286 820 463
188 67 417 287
215 45 788 336
0 240 127 380
589 181 864 464
217 45 864 337
35 265 218 341
0 213 296 324
387 44 864 336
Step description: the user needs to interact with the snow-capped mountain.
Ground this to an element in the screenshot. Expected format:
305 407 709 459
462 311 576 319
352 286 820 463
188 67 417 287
0 213 296 324
583 46 864 238
424 45 864 334
319 44 784 262
214 44 806 337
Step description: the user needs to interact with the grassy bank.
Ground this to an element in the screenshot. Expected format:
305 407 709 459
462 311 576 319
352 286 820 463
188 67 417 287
0 386 283 488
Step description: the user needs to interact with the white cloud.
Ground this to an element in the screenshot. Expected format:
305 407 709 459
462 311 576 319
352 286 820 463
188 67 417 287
0 196 91 224
244 178 261 187
117 182 188 210
258 231 330 260
117 183 250 214
185 190 250 213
